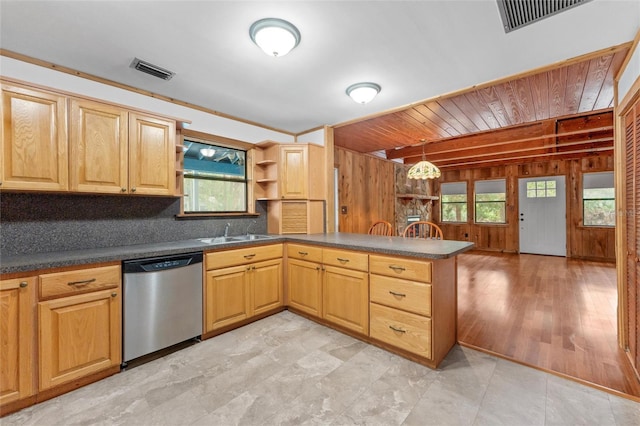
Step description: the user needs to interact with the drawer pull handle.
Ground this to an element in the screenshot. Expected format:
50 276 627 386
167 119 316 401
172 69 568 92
298 251 308 256
388 265 406 272
68 278 96 287
244 254 256 259
389 291 406 298
19 281 28 288
336 257 350 263
389 325 406 334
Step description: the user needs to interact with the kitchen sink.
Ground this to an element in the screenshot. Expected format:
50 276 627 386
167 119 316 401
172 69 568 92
230 234 274 241
196 234 273 245
197 237 237 244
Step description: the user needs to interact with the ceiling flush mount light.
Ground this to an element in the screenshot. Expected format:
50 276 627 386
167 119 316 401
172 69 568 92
346 82 381 104
249 18 301 57
407 140 441 180
200 148 216 158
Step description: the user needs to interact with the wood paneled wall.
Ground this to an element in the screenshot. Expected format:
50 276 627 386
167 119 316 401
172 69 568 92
335 147 395 234
433 154 615 261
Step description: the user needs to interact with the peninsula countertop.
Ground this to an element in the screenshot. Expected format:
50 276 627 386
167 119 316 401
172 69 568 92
0 233 474 274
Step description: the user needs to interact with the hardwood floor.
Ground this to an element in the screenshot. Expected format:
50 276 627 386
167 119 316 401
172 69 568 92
457 251 640 400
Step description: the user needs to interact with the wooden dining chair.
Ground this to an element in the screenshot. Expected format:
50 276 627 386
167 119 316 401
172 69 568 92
402 221 443 240
367 220 394 236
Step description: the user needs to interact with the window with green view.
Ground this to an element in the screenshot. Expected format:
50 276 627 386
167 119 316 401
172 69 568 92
475 179 506 224
441 182 467 222
583 172 615 227
183 141 247 213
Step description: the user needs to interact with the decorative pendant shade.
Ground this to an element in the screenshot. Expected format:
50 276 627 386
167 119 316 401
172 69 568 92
407 140 441 180
407 160 441 179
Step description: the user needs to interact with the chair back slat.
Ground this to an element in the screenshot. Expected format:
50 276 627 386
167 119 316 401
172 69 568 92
368 220 393 236
402 221 443 240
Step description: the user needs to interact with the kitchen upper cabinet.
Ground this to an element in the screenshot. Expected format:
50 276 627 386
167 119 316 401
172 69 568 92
38 265 121 391
1 81 178 196
0 277 36 409
0 83 68 191
254 142 325 200
128 112 176 196
70 98 128 193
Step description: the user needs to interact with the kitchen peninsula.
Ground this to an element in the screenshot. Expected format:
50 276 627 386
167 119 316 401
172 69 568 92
0 232 472 415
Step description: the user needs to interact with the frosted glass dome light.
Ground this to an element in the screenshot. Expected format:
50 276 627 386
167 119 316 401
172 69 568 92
346 82 381 104
250 18 301 57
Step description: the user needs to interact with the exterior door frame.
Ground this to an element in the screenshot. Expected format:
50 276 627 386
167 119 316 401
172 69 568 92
518 175 567 257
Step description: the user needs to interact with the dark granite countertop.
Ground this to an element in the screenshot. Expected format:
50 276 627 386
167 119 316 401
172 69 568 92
0 233 474 274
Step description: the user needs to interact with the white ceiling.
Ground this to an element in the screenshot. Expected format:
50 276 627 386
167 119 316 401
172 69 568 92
1 1 638 134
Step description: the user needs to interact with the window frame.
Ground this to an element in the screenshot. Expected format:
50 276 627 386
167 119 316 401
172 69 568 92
179 131 256 217
440 181 468 223
474 179 507 225
582 171 615 228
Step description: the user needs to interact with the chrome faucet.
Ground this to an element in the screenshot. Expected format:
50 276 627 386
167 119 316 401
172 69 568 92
246 220 257 235
224 222 231 238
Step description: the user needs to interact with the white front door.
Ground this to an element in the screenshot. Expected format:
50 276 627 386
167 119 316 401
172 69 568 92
518 176 566 256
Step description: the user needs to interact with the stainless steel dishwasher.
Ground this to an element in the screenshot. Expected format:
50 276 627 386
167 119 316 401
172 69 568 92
122 252 203 365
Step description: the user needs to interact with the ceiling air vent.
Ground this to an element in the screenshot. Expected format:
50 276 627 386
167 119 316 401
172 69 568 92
497 0 592 33
130 58 175 80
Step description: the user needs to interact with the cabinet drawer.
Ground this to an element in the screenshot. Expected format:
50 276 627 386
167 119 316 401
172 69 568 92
369 255 432 283
322 248 368 271
39 265 121 299
206 244 283 270
370 274 431 317
370 303 432 359
286 243 323 263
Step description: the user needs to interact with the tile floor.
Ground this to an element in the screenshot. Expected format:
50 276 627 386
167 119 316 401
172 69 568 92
4 311 640 426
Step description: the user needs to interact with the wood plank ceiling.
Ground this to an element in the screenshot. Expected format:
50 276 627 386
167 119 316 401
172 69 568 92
333 45 630 169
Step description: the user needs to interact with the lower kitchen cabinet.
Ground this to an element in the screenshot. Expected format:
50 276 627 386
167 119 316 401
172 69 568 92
287 258 323 318
0 277 36 409
204 244 283 334
38 265 121 391
323 265 369 335
251 258 283 316
205 265 250 331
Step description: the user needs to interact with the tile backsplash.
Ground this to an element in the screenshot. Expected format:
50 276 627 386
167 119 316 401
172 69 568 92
0 193 267 255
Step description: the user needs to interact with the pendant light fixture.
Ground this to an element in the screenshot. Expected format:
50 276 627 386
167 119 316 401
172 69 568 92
250 18 301 57
346 82 381 104
407 140 441 180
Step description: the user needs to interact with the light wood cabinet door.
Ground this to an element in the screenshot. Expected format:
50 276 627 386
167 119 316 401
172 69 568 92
250 258 283 316
128 112 175 196
279 145 308 199
69 99 128 193
323 265 369 335
38 288 121 391
0 277 36 406
205 264 250 332
287 258 322 317
0 83 68 191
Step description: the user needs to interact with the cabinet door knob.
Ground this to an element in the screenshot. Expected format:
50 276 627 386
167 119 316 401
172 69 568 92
111 292 117 298
19 281 28 288
121 187 127 192
131 187 137 192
